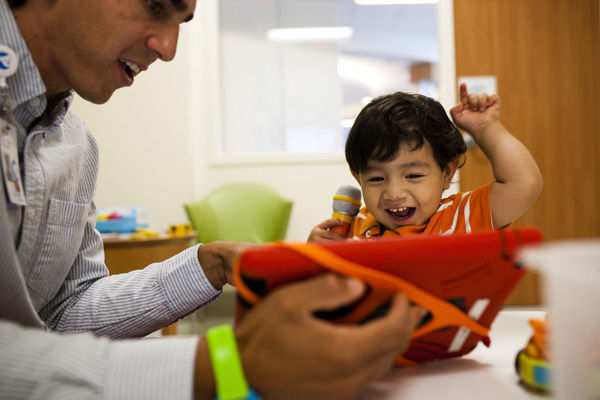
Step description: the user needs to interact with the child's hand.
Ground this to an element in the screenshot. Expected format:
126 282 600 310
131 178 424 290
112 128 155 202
449 84 542 230
307 219 346 242
450 83 501 135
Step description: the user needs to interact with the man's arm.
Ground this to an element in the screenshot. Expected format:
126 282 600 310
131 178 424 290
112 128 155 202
2 274 423 400
450 83 543 228
42 207 252 339
41 229 221 338
0 319 200 400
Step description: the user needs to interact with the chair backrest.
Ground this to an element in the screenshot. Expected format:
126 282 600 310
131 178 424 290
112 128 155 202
184 183 293 244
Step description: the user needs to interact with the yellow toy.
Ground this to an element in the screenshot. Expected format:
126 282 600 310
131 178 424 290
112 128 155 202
130 227 160 240
515 315 552 391
168 223 192 237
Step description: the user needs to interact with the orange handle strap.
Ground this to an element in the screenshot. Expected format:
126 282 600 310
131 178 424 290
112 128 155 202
233 258 262 305
233 242 490 340
285 243 489 339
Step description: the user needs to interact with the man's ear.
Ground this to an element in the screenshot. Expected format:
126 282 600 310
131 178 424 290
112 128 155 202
350 167 360 184
443 159 460 190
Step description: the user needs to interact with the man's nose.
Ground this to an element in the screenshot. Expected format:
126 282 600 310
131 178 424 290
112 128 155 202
146 26 179 62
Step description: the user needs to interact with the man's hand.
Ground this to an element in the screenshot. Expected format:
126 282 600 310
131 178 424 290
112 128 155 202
235 273 425 400
197 241 258 290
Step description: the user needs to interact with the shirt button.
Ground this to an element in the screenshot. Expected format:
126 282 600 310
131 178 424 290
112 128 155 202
29 97 41 108
29 209 36 220
365 230 371 238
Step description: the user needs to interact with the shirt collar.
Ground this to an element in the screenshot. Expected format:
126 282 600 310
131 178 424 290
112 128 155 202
1 0 47 112
357 208 381 237
1 0 75 135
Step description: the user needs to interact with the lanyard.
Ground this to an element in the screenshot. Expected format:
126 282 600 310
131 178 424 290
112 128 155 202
0 44 26 206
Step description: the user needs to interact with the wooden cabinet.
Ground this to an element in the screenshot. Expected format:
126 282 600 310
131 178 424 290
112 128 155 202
453 0 600 304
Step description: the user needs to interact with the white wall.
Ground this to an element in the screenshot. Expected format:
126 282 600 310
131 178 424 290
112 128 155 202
70 23 353 241
71 0 456 242
70 42 197 233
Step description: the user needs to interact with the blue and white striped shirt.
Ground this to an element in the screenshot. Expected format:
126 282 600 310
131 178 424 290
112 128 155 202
0 1 219 398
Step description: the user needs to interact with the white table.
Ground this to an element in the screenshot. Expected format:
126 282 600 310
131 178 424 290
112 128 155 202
359 309 550 400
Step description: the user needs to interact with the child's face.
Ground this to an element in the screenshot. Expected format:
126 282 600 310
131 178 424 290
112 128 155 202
352 142 458 231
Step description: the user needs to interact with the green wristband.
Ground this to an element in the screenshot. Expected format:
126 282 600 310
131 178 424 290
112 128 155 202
207 324 259 400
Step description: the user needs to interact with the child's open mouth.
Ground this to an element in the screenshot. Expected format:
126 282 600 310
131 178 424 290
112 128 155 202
387 207 415 221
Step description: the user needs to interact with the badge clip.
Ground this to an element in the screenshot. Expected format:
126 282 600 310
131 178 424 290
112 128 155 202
0 45 25 206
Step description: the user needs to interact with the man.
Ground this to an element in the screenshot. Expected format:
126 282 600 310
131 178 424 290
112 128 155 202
0 0 424 398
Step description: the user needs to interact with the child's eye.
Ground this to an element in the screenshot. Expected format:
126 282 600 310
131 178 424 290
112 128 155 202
367 177 384 182
406 174 424 179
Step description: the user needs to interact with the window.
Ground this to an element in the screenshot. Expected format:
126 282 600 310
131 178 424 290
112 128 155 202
214 0 444 163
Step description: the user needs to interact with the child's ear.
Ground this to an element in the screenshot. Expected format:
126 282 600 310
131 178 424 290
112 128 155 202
350 167 360 184
443 159 460 190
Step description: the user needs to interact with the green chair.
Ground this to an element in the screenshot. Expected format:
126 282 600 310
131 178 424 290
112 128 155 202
184 183 293 244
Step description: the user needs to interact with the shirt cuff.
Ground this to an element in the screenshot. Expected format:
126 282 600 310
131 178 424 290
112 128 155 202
160 244 222 317
106 336 200 400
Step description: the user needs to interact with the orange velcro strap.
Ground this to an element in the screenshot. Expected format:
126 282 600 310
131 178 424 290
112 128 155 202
281 242 490 340
233 242 490 340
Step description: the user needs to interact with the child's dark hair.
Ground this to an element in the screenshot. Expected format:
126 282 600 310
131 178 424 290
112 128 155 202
345 92 467 173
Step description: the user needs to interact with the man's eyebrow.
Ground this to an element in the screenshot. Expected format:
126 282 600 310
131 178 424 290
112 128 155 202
169 0 194 22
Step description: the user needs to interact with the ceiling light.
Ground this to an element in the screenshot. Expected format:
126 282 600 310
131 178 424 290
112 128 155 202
266 27 354 42
355 0 438 4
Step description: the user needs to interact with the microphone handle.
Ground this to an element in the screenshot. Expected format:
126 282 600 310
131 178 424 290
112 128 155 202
331 212 354 237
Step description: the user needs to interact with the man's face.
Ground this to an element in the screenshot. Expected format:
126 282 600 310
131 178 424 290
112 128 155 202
37 0 196 103
353 142 457 231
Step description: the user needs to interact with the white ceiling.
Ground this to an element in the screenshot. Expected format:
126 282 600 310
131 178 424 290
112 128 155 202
219 0 439 63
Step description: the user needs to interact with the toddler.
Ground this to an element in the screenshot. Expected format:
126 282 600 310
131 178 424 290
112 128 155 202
309 84 542 240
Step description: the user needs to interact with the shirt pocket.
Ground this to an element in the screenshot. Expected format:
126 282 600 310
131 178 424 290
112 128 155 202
28 199 90 302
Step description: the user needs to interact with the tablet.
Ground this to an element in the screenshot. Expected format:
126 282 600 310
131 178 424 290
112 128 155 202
233 228 542 365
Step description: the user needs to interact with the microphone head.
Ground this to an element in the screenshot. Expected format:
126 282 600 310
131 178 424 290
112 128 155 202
332 185 362 217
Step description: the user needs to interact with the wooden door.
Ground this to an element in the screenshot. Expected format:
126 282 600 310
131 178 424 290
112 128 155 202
453 0 600 304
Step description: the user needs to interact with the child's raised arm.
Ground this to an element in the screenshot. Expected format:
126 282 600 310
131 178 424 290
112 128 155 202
450 83 543 228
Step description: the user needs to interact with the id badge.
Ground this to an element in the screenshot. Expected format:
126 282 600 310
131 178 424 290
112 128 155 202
0 116 26 206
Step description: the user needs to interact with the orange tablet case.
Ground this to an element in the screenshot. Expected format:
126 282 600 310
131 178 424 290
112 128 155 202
233 228 542 365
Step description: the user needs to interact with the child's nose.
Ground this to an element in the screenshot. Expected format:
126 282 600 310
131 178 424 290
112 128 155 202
383 182 407 201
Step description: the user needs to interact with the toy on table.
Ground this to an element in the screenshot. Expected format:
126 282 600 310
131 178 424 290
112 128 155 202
515 315 552 391
168 223 193 237
130 227 160 240
96 206 149 233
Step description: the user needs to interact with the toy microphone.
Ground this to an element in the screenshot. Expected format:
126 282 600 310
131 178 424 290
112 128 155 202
330 185 362 237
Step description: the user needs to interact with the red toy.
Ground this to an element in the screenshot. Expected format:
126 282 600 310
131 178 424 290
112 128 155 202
234 228 542 365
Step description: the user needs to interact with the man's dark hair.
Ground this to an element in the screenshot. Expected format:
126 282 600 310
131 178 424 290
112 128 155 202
345 91 467 174
8 0 27 8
